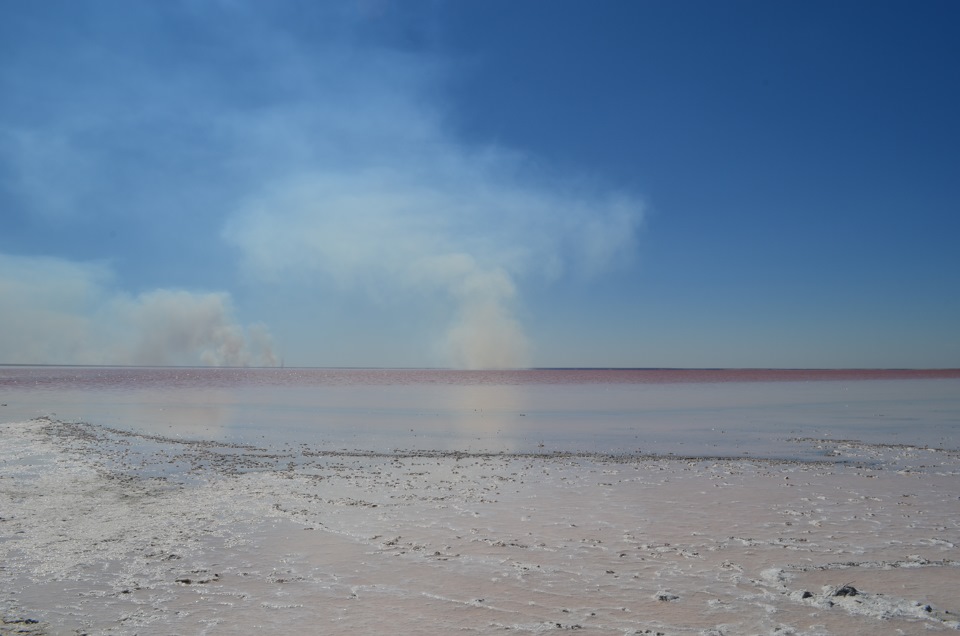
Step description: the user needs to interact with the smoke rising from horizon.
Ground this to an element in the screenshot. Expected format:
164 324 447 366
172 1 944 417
0 3 645 368
0 254 278 367
117 290 278 367
210 8 645 368
225 167 642 368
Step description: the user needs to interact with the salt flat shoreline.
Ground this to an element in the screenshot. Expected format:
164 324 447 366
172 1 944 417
3 417 959 635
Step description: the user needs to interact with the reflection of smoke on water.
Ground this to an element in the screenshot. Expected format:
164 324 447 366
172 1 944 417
117 388 235 439
6 369 960 459
440 383 530 451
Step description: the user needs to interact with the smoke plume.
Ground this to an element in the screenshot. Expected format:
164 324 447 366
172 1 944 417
0 3 645 368
114 290 278 367
0 254 277 367
226 165 642 369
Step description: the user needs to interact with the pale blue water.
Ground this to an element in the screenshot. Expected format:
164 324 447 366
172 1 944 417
2 367 959 460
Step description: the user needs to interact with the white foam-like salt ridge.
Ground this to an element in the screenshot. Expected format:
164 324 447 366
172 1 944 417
2 417 959 635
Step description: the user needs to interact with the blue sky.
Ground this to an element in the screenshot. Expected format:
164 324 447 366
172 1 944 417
1 0 957 368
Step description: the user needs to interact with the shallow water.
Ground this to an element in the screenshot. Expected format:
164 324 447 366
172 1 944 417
3 367 959 459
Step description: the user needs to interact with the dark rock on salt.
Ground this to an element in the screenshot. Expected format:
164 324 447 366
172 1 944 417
833 585 858 597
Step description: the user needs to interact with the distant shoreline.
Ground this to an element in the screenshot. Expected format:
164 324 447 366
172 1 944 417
2 365 959 387
3 363 959 372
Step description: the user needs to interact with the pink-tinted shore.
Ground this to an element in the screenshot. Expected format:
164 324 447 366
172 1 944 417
2 365 960 391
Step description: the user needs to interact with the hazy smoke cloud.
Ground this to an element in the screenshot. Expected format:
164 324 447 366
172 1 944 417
0 254 277 367
113 290 278 367
0 3 645 368
415 253 530 369
210 10 644 368
226 162 642 369
444 268 529 369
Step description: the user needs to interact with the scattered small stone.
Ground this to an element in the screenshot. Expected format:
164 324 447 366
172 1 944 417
833 584 858 597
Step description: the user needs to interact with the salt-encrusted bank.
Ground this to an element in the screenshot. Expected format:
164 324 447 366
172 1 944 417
2 417 959 635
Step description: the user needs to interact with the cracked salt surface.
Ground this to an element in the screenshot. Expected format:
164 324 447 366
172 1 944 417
2 416 959 635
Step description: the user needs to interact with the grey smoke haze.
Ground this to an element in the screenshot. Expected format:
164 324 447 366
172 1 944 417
209 11 644 368
0 4 645 368
225 161 643 369
0 254 277 367
119 290 277 367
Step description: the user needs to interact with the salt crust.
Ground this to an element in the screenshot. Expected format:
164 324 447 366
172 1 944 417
2 417 959 635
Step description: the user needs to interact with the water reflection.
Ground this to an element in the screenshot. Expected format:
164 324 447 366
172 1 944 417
2 367 958 459
117 388 234 437
438 383 529 451
0 386 234 438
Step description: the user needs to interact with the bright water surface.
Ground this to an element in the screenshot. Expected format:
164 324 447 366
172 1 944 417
2 367 959 460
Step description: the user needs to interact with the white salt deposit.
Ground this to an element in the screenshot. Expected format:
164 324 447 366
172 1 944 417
3 416 959 635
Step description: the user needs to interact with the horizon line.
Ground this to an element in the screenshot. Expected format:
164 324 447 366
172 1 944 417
2 364 959 372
